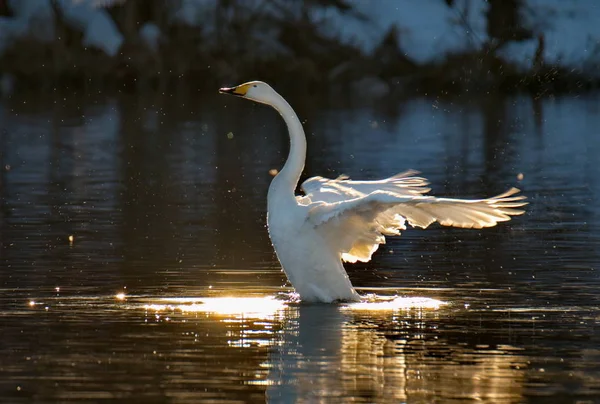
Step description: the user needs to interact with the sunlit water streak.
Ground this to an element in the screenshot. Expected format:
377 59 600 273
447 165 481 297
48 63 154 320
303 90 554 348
139 294 446 314
143 296 288 318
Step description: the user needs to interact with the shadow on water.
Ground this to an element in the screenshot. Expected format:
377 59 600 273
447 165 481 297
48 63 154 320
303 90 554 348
0 91 599 402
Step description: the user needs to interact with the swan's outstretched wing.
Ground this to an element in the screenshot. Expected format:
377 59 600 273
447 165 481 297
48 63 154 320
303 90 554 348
308 188 527 263
301 170 431 204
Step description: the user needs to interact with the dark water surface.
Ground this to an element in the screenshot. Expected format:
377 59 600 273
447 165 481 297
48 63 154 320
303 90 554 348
0 92 599 403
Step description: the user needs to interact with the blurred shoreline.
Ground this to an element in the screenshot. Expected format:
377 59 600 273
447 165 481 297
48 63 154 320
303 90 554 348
1 0 599 98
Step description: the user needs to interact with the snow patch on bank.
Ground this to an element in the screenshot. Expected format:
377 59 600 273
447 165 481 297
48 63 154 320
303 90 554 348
57 0 123 56
500 0 600 69
0 0 599 70
332 0 488 63
330 0 600 68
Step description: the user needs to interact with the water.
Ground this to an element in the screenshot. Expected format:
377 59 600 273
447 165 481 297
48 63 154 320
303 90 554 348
0 92 599 403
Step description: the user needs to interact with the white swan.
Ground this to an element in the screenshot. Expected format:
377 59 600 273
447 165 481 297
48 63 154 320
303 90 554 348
219 81 527 303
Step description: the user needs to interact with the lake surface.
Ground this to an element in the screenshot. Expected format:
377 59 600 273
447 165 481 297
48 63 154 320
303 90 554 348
0 91 599 403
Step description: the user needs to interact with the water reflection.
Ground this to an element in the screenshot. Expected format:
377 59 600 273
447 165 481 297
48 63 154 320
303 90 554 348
6 286 600 402
1 92 599 294
265 300 528 403
1 91 599 402
135 294 526 402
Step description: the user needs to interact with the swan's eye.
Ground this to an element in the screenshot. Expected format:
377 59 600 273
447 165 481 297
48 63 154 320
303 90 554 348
253 85 257 88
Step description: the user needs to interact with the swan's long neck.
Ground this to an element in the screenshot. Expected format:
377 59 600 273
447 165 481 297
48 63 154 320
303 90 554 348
269 92 306 197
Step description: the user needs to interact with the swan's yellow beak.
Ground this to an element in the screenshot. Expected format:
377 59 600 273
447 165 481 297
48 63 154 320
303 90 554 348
219 83 251 97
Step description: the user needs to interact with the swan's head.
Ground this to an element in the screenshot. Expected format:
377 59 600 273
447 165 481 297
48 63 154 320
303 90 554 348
219 81 276 105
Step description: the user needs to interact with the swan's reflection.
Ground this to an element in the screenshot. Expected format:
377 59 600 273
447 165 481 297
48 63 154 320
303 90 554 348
267 301 527 403
141 295 527 402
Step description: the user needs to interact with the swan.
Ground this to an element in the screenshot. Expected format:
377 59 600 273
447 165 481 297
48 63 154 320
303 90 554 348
219 81 527 303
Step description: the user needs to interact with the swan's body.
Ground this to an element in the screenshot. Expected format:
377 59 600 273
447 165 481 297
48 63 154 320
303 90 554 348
220 81 527 303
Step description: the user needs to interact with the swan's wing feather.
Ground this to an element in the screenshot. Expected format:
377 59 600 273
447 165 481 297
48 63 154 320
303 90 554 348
308 188 527 263
398 187 527 229
301 170 430 204
308 191 409 263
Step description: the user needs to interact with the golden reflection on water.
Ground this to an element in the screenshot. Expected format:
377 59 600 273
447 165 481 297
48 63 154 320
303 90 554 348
139 295 445 319
143 296 287 318
333 328 527 402
263 298 527 403
128 294 527 402
347 296 446 311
